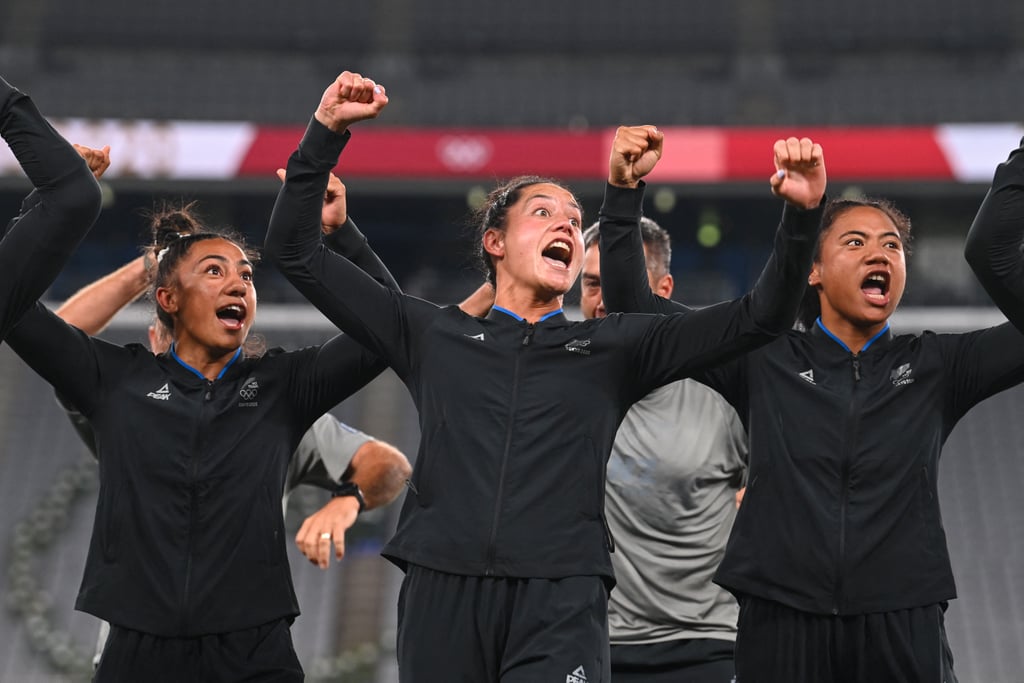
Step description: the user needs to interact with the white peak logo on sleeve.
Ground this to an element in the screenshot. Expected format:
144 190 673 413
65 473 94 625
146 383 172 401
566 666 588 683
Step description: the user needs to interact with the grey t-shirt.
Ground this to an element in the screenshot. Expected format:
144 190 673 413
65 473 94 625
283 414 373 512
605 379 747 644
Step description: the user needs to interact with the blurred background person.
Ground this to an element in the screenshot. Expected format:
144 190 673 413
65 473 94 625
580 216 746 683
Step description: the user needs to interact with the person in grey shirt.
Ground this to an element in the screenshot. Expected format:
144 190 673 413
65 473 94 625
580 218 747 683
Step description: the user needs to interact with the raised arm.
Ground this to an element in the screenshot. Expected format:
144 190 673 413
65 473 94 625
597 125 680 315
607 135 825 401
964 137 1024 330
0 76 103 339
47 144 149 336
265 72 433 376
56 255 150 334
946 138 1024 416
275 166 400 291
600 128 824 333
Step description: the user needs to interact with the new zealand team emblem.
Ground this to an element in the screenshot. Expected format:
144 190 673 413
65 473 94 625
239 377 259 406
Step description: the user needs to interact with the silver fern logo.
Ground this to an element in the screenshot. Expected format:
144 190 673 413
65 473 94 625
564 338 592 356
891 363 914 386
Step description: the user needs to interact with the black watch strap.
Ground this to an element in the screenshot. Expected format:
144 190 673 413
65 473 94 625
331 480 366 513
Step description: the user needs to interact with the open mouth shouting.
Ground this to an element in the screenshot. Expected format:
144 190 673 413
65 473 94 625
861 271 891 306
216 303 247 331
541 239 573 271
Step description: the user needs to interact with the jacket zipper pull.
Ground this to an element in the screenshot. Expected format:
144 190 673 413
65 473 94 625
852 355 861 382
522 324 535 346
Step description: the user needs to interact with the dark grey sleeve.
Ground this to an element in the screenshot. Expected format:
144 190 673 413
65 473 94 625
285 413 374 494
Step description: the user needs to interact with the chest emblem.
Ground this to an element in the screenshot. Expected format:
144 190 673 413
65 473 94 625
238 377 260 407
891 363 915 386
564 338 592 356
798 369 816 385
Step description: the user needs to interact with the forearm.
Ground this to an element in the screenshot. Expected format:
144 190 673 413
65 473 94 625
964 141 1024 329
744 201 823 334
288 414 373 490
323 217 401 292
264 117 348 269
599 182 684 314
55 255 150 334
265 118 408 359
628 204 821 391
1 78 101 216
0 77 102 337
345 441 412 510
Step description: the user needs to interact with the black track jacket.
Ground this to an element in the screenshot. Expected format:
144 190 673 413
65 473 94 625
265 119 823 584
6 223 395 637
600 182 1024 616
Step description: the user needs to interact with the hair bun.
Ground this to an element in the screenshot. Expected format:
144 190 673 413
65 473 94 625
149 201 201 247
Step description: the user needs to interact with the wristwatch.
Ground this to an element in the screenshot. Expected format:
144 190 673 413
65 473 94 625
331 480 366 513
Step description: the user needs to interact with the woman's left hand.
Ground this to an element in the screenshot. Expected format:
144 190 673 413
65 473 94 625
295 496 361 569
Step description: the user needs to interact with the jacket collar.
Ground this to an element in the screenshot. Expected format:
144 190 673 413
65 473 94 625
486 306 568 325
811 317 893 354
167 343 243 382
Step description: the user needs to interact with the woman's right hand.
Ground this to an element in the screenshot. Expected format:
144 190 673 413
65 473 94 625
769 137 826 210
608 125 664 188
314 70 389 134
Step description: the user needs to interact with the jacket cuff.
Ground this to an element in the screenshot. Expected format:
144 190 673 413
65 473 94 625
297 116 352 171
598 181 646 221
323 218 368 257
781 196 826 239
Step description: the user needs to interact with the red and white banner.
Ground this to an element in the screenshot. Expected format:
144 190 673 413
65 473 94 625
2 119 1022 183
